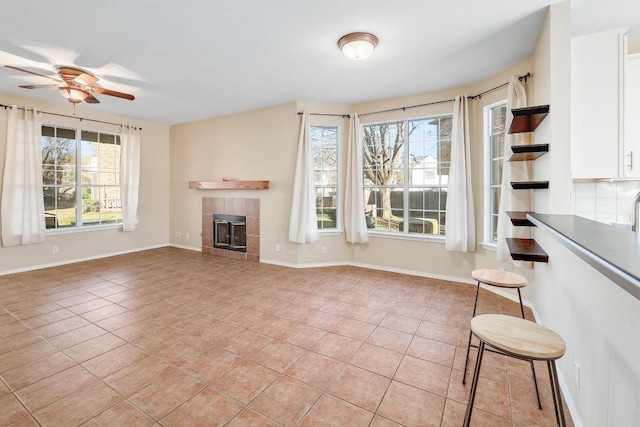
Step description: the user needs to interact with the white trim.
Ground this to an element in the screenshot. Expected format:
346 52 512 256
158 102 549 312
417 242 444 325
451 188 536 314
0 244 169 276
367 231 445 244
169 243 201 252
0 244 580 426
46 223 123 235
480 241 497 251
484 100 507 244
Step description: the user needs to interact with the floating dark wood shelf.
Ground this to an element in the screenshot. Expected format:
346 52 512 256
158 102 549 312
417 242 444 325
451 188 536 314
189 181 270 190
507 211 536 227
506 144 549 161
506 238 549 262
508 105 550 134
510 181 549 190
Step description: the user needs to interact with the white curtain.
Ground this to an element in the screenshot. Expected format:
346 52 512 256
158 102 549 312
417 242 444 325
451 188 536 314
445 95 475 252
1 106 45 246
288 111 318 243
344 113 369 244
120 126 141 232
496 76 532 263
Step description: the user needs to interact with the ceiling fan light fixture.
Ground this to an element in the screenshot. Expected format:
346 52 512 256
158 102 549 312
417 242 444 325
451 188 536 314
338 32 378 60
59 87 90 104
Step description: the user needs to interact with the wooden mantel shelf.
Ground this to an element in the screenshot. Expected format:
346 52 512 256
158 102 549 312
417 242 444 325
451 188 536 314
189 181 270 190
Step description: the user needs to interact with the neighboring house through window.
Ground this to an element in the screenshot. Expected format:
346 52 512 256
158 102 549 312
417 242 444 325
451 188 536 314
42 124 122 230
311 125 339 230
363 115 452 236
485 102 507 243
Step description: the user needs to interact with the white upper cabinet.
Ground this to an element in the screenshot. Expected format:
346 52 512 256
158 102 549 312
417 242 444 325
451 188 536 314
625 54 640 177
571 28 627 179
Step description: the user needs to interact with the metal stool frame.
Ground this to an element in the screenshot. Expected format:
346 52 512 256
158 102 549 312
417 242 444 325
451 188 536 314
463 336 567 427
462 278 542 410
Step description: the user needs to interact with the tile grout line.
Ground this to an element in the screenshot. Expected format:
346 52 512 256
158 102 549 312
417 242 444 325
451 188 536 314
0 374 43 426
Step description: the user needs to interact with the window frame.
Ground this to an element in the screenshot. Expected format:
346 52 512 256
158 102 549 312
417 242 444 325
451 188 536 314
362 113 452 241
310 124 341 233
42 123 123 234
483 100 507 246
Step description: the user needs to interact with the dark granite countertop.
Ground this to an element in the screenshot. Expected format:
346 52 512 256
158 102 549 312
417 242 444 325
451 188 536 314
528 213 640 300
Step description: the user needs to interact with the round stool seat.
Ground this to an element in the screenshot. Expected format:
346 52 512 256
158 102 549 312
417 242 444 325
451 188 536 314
471 314 566 360
471 269 527 289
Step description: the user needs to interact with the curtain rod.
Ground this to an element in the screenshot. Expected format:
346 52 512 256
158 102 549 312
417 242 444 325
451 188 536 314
0 103 142 130
299 72 531 118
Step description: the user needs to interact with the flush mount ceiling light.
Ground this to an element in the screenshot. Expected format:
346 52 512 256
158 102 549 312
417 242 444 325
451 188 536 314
338 32 378 60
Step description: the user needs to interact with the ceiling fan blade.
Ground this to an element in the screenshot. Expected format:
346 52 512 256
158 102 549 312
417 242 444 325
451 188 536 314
84 93 100 104
19 84 61 89
89 86 135 101
73 72 98 86
5 65 62 82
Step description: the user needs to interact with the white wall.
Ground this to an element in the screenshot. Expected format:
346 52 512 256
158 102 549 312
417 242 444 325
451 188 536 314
531 2 640 425
0 93 171 272
574 180 640 224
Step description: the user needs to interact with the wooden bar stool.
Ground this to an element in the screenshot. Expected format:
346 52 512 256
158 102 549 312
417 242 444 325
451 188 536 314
463 269 542 408
464 314 567 427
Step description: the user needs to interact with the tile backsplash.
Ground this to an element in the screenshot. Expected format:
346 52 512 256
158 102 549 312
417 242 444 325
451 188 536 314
574 181 640 224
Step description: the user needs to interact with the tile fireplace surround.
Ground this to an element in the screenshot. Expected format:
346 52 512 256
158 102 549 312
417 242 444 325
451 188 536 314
202 198 260 262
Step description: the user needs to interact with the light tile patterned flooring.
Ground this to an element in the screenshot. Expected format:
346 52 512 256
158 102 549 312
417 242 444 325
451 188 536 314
0 247 574 426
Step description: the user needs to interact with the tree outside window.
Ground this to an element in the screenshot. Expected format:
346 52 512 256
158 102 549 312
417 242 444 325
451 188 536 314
43 125 122 229
363 115 452 236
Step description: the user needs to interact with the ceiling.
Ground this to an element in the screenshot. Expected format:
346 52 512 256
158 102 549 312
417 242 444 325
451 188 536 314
0 0 637 126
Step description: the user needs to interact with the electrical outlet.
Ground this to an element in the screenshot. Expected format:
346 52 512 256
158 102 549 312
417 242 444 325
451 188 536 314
275 244 281 253
174 231 180 238
574 361 581 389
322 247 327 255
185 233 190 239
52 245 59 254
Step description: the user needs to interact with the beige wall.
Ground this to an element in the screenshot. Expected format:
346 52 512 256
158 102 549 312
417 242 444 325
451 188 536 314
169 101 302 263
0 93 170 272
169 60 534 281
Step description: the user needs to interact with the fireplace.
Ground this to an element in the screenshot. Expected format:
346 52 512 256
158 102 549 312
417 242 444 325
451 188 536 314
213 214 247 252
202 197 260 261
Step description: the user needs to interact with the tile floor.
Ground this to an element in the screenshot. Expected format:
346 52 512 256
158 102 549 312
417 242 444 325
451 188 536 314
0 247 574 426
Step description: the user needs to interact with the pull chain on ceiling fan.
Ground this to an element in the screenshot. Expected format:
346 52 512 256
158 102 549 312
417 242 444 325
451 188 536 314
5 65 135 104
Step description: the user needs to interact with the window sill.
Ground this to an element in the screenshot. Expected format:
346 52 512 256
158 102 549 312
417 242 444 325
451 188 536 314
481 242 497 251
46 224 123 235
318 229 342 236
368 230 445 244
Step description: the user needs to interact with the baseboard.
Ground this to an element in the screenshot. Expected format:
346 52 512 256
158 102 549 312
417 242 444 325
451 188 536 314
0 244 170 276
169 243 201 252
259 258 348 269
3 246 582 426
260 255 582 425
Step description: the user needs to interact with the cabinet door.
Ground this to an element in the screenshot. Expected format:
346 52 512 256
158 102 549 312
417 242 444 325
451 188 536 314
625 54 640 177
571 28 626 179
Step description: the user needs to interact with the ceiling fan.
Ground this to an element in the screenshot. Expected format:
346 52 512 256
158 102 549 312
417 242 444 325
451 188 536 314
5 64 135 104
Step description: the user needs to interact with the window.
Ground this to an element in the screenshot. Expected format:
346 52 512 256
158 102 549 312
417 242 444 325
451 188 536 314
311 125 339 230
42 125 122 230
486 103 507 242
363 115 452 236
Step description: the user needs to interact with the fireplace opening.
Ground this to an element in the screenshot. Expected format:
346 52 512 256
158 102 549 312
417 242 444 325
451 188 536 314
213 214 247 252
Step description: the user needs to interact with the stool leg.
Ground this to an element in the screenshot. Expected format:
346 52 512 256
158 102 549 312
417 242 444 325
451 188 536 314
529 361 542 409
517 288 542 410
463 281 481 385
463 340 485 427
547 360 567 427
517 288 526 319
